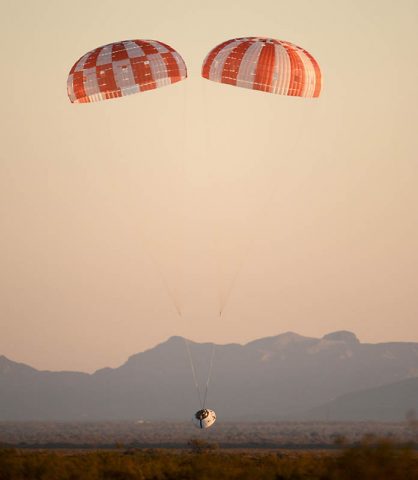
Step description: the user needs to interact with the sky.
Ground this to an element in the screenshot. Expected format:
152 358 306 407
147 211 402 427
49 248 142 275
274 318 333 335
1 0 417 372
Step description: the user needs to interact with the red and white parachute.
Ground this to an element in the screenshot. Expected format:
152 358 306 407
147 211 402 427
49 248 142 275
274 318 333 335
67 40 187 103
202 37 321 97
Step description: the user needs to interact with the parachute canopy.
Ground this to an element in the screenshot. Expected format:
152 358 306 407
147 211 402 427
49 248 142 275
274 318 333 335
202 37 321 97
68 39 187 103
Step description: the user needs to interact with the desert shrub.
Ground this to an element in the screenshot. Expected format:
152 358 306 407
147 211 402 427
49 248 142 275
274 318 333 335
325 437 418 480
187 438 219 453
0 439 416 480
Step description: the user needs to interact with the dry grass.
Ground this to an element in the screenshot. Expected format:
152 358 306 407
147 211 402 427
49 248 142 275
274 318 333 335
0 437 417 480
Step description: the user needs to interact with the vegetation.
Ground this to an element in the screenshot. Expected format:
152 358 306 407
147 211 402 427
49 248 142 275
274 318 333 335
1 420 416 448
0 438 417 480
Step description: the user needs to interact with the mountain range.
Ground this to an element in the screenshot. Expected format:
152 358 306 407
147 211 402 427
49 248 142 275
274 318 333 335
1 331 417 421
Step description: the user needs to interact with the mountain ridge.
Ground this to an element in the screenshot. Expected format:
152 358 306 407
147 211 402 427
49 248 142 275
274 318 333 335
1 330 417 421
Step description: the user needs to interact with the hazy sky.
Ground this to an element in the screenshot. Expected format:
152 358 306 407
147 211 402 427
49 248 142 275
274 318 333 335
1 0 417 372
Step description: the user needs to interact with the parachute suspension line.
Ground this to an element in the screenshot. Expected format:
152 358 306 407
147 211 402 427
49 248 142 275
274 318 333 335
218 256 246 318
142 241 182 318
182 74 188 160
214 101 319 318
214 240 225 318
183 338 217 410
201 80 225 320
201 79 245 320
183 338 203 409
202 343 216 409
136 80 191 322
132 227 182 318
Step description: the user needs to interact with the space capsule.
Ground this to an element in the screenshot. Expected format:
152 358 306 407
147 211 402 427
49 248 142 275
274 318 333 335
193 409 216 429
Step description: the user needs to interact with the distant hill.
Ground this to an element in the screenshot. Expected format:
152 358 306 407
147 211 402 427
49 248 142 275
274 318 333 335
305 376 418 421
1 331 418 421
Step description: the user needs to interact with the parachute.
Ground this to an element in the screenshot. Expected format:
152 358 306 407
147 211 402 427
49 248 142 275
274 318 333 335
200 36 322 317
202 37 321 97
67 36 322 427
67 39 187 103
